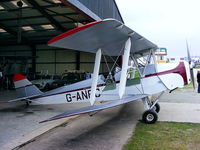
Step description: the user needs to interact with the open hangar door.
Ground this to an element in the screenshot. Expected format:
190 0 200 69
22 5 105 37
0 0 123 90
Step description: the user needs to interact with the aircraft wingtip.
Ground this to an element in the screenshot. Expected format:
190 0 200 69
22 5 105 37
47 21 103 46
39 120 47 123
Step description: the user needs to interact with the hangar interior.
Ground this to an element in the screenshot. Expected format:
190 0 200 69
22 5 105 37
0 0 123 90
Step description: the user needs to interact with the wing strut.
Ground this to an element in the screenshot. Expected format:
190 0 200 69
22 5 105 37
90 48 102 105
119 38 131 99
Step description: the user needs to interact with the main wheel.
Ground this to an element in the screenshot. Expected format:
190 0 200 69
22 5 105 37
142 109 158 124
152 103 160 113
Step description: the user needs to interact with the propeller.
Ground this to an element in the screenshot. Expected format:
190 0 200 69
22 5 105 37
186 40 195 89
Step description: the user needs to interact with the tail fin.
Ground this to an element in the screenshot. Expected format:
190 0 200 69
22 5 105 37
13 73 43 98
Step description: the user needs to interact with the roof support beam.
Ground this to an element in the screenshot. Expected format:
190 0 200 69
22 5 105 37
0 41 46 46
61 0 101 21
0 0 15 2
0 4 65 12
45 8 78 23
0 12 79 22
6 20 88 28
0 22 33 45
0 22 17 37
27 0 66 32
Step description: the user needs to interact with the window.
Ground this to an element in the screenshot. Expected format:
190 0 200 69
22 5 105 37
51 0 61 3
41 24 54 29
0 28 6 33
21 26 34 31
0 5 5 10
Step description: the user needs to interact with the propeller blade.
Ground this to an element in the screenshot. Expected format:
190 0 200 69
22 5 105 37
186 40 195 89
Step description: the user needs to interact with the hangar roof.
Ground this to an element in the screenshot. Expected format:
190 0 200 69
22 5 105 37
0 0 115 46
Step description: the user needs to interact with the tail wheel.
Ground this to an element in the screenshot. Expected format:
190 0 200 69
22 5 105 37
142 109 158 124
153 103 160 113
25 100 31 107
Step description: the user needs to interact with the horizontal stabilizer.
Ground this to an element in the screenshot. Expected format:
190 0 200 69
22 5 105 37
8 94 41 102
0 101 9 104
40 94 148 123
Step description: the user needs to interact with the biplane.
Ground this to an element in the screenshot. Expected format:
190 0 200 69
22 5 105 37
5 19 193 124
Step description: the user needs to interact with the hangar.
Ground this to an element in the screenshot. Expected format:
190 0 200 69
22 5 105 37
0 0 123 89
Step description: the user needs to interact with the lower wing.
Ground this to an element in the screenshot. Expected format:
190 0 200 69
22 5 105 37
40 94 148 123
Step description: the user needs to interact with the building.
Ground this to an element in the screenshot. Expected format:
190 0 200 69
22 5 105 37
155 48 168 63
0 0 123 76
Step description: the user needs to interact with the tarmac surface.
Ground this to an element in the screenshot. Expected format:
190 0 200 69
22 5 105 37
18 103 141 150
0 90 89 149
0 87 200 150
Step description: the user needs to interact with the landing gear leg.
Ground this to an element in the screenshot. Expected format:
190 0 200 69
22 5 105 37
152 103 160 113
141 92 164 124
142 97 158 124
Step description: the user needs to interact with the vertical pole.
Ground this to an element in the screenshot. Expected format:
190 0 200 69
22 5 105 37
76 51 80 70
90 48 101 105
31 45 36 73
151 49 158 73
119 38 131 99
54 49 57 74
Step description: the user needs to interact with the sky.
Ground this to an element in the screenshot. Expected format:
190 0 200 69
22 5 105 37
115 0 200 57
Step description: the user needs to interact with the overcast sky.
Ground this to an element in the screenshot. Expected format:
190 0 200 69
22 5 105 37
115 0 200 57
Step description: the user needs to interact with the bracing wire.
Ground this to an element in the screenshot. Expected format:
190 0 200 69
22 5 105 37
103 54 111 73
102 44 124 73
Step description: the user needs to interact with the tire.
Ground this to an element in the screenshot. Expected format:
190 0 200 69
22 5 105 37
142 109 158 124
153 103 160 113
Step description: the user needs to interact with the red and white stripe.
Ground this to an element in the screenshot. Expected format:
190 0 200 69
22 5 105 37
13 73 32 89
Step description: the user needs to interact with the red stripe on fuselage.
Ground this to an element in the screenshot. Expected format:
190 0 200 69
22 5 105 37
145 62 188 85
36 62 188 99
48 21 103 45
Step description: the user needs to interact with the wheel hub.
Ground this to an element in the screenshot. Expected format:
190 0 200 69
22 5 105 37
147 114 154 121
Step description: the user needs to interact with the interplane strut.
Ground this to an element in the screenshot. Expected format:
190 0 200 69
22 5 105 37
118 38 131 99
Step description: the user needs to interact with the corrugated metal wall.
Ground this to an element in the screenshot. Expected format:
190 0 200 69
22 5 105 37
78 0 123 22
0 45 113 75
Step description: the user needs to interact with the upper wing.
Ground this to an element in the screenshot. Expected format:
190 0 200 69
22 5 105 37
40 94 148 123
48 19 157 56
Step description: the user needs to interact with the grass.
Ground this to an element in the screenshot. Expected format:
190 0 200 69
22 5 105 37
123 122 200 150
181 82 193 89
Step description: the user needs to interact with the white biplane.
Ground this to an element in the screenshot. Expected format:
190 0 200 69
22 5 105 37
4 19 193 124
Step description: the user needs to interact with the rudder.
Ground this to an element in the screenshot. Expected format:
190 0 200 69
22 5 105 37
13 73 43 98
